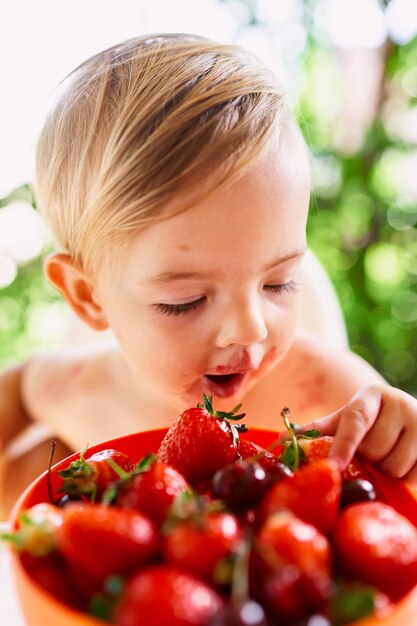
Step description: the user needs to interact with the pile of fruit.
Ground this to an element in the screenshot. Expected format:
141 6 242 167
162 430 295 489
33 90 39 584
4 395 417 626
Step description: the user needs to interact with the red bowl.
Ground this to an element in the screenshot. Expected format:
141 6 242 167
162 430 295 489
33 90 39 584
8 427 417 626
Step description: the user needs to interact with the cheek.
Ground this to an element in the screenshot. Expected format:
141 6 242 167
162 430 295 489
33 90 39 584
270 294 300 333
112 310 209 371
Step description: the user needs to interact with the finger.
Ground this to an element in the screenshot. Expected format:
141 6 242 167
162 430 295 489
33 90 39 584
356 408 403 463
329 387 382 468
403 462 417 491
377 427 417 479
299 409 343 437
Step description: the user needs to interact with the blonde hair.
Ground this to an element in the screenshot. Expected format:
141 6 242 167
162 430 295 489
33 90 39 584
34 33 297 277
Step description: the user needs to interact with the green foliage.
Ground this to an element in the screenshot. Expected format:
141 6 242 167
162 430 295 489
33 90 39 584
0 256 63 367
301 36 417 393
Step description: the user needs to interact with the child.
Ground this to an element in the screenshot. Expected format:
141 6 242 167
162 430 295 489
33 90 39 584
1 33 416 517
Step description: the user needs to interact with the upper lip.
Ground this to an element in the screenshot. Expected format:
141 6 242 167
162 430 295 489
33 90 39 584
204 350 263 376
210 362 258 376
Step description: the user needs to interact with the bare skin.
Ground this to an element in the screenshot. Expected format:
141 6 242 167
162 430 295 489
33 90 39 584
0 329 383 518
2 139 417 516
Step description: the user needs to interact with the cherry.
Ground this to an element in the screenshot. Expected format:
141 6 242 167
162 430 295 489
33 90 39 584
208 600 269 626
340 479 376 509
211 460 268 510
57 494 80 507
263 461 292 488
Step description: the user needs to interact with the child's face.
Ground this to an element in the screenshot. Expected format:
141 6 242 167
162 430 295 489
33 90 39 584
95 139 310 411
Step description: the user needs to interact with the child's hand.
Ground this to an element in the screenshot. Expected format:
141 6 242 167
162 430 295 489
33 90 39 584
301 384 417 486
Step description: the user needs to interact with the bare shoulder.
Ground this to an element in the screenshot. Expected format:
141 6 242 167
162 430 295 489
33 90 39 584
0 361 34 445
21 345 116 421
245 330 384 428
279 330 385 411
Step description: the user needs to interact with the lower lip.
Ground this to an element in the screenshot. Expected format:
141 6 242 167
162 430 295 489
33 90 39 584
201 373 246 398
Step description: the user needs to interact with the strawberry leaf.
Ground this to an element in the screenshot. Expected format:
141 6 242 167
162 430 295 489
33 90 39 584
331 579 377 625
101 452 157 505
199 393 246 422
280 442 307 471
89 575 124 621
279 409 321 470
299 428 321 439
58 452 96 500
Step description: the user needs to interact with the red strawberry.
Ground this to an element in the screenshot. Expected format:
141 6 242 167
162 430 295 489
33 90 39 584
113 565 223 626
157 394 246 485
57 503 159 590
3 503 64 557
257 511 331 578
262 458 341 535
58 448 136 501
278 410 371 483
238 439 282 469
251 511 333 621
116 461 190 526
163 509 242 582
297 435 370 482
20 551 85 610
334 501 417 600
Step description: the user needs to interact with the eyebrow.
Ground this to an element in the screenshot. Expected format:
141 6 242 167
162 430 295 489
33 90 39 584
141 248 307 285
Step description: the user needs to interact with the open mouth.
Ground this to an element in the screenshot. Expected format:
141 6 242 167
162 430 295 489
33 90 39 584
202 373 245 398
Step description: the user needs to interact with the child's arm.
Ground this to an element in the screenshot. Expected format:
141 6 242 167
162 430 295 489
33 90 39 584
303 384 417 485
0 363 34 451
0 361 71 520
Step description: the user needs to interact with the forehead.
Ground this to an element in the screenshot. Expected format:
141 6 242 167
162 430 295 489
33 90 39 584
123 135 310 279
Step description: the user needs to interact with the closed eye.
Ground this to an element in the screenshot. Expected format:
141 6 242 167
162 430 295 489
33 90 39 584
154 297 207 316
264 280 300 295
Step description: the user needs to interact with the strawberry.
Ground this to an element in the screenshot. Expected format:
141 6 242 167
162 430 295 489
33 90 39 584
114 459 190 526
113 565 224 626
251 511 333 621
297 436 371 482
20 551 85 609
157 394 247 485
57 503 159 590
261 458 342 535
58 448 136 501
163 505 242 583
256 511 332 578
2 503 64 557
237 439 282 470
278 408 371 482
334 501 417 600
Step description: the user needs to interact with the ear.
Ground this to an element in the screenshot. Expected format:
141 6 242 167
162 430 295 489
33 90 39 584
43 253 109 331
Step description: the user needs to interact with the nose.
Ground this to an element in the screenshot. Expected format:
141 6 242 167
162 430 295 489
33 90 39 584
215 299 268 348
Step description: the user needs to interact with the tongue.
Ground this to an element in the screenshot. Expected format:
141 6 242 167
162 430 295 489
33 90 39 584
202 373 244 398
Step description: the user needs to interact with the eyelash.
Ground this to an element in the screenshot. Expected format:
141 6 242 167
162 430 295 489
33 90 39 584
154 297 207 317
154 281 299 317
264 280 299 295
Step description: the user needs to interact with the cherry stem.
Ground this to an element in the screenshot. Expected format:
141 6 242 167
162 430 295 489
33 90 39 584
47 440 56 504
231 530 252 606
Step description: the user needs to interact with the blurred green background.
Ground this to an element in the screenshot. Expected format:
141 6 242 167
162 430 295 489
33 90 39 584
1 0 416 394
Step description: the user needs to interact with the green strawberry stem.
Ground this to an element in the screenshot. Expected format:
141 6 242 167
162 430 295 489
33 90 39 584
281 407 300 471
197 394 248 447
58 446 97 502
101 453 157 505
198 393 246 422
